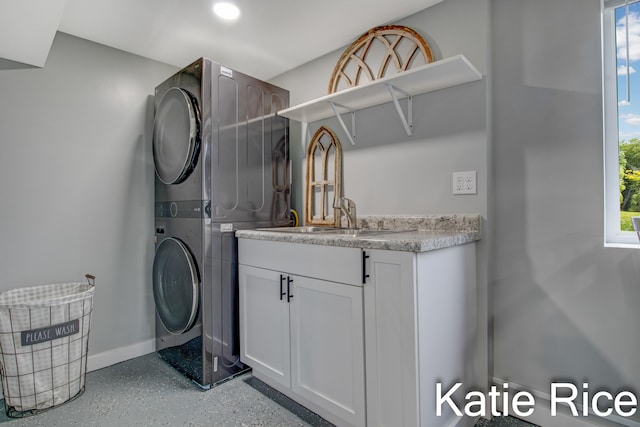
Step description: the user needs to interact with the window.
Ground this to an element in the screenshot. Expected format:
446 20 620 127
603 0 640 246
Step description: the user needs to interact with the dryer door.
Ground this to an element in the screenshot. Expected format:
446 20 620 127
153 237 199 335
152 87 201 184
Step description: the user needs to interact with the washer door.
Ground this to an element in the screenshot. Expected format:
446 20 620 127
152 238 199 335
152 87 201 184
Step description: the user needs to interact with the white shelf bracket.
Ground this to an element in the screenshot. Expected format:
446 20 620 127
386 83 413 136
301 121 310 152
328 101 356 145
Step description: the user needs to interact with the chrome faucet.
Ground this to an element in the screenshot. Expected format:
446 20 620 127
334 197 357 229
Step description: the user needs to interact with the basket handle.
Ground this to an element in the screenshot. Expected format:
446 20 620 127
85 274 96 287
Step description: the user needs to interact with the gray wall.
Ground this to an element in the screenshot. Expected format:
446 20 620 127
0 33 177 368
492 0 640 425
271 0 491 391
274 0 640 425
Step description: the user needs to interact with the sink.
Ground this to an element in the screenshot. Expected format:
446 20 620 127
257 226 339 233
325 228 413 237
257 226 413 237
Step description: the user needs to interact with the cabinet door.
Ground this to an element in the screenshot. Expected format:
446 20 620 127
239 265 291 389
364 249 418 427
290 275 365 427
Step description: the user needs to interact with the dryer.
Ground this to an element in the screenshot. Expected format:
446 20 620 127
152 58 290 388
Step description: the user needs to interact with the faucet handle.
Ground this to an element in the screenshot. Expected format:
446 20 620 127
334 196 353 210
333 196 357 228
343 197 357 228
342 197 356 213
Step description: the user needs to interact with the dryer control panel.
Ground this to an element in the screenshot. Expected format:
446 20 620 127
155 201 211 218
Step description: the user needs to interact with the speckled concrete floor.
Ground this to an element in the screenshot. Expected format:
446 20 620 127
0 353 317 426
475 416 539 427
0 353 538 427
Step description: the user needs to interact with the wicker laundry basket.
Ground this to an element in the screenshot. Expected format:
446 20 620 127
0 274 95 417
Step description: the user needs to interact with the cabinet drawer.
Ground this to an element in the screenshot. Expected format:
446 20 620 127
238 238 362 286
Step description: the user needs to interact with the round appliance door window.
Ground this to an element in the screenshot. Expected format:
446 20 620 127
152 238 199 335
152 87 201 184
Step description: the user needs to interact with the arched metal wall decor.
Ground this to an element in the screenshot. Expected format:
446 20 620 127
328 25 434 94
305 126 343 226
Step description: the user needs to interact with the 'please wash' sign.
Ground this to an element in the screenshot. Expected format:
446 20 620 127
21 319 80 346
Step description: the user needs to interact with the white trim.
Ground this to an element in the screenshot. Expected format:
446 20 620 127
603 3 620 245
605 0 640 9
492 377 640 427
442 415 478 427
87 339 156 372
602 2 640 247
605 241 640 248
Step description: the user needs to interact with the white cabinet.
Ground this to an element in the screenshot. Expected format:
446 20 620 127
239 265 291 388
238 237 477 427
363 249 419 426
364 244 477 427
238 239 365 427
290 273 364 424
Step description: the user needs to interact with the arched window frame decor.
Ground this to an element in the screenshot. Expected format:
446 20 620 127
328 25 434 94
305 126 343 226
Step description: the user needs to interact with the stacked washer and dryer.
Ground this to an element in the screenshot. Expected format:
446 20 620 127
151 58 290 388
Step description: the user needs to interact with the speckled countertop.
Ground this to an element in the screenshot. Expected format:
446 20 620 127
235 214 481 253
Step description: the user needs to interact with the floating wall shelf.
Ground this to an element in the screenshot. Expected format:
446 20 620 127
277 54 483 145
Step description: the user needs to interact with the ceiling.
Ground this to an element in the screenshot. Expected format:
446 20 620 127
1 0 441 80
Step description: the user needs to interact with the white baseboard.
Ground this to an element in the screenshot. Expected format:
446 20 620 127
444 415 480 427
519 400 620 427
492 377 640 427
87 339 155 372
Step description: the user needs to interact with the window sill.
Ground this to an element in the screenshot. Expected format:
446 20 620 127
604 242 640 249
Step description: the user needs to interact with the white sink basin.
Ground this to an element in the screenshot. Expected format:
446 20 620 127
256 226 339 233
258 226 413 237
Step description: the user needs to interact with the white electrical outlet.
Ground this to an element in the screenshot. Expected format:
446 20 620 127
452 171 477 195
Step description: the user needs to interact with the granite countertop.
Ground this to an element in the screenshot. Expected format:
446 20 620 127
235 214 481 253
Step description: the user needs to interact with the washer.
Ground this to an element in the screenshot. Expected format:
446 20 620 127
152 58 290 388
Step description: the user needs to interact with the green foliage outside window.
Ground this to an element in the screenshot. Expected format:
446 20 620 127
620 138 640 230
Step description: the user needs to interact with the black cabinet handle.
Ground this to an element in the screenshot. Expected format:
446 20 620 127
279 274 286 300
362 251 370 284
287 276 294 302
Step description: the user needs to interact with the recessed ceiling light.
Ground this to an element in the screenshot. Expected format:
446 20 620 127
213 2 240 20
